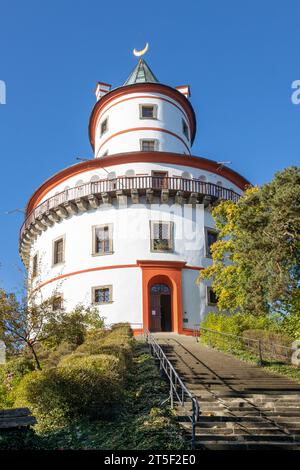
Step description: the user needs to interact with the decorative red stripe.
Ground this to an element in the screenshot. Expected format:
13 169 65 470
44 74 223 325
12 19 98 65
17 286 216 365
31 263 203 292
96 127 191 156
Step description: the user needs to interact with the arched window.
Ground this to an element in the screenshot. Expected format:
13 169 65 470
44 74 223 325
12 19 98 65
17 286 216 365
125 169 135 178
150 284 171 294
125 169 135 189
107 172 116 180
199 175 207 182
51 191 60 208
107 171 117 190
182 171 192 179
216 181 223 198
63 186 70 202
90 175 100 182
75 180 84 197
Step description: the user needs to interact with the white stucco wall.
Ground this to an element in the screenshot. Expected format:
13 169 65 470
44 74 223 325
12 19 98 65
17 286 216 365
94 92 192 156
29 199 218 328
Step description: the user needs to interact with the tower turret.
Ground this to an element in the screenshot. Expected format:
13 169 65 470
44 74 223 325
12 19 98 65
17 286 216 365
89 58 196 158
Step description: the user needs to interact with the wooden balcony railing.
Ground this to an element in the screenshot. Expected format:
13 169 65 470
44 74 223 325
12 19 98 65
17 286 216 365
20 176 240 239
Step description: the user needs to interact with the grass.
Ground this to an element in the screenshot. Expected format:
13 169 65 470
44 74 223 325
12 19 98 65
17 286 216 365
199 339 300 382
0 342 186 450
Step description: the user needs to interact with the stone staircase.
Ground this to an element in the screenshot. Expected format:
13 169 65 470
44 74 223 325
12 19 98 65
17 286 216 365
154 333 300 450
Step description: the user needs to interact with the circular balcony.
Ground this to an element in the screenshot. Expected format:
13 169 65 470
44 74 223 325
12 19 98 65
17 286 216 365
19 176 240 265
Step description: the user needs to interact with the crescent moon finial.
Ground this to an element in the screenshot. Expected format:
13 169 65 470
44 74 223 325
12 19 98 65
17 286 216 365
133 43 149 58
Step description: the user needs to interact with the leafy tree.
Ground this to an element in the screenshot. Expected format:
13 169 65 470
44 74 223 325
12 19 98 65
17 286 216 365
0 290 57 370
198 167 300 328
0 289 104 369
42 305 105 349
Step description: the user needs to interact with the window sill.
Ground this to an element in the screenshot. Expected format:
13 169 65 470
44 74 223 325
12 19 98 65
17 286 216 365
150 249 174 253
93 301 113 306
139 116 158 120
92 251 114 257
52 262 65 268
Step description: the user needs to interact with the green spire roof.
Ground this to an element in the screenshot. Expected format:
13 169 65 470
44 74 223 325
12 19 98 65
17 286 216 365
123 58 159 86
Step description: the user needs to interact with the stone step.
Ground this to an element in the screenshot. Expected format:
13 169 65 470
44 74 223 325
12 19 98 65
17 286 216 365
195 441 300 450
155 334 300 449
193 433 299 442
193 427 289 436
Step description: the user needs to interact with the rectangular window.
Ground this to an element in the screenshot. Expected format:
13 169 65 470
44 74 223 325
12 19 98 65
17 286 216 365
32 253 38 278
207 287 218 306
53 237 65 265
140 139 157 152
92 285 112 304
52 296 63 311
150 221 174 252
182 119 189 140
100 118 108 136
205 228 218 258
139 104 157 119
92 224 113 256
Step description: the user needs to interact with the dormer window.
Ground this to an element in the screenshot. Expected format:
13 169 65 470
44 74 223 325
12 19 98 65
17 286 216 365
140 104 157 119
100 118 108 136
182 119 189 140
140 139 158 152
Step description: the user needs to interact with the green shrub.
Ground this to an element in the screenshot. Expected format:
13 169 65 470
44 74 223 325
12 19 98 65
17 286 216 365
281 312 300 340
0 357 35 407
14 354 122 423
200 312 278 352
110 322 133 337
39 341 77 369
75 324 134 368
58 352 89 366
41 305 105 349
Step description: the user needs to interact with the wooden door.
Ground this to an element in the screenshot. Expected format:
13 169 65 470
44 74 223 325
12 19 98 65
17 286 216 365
152 171 168 189
150 291 162 332
150 284 171 332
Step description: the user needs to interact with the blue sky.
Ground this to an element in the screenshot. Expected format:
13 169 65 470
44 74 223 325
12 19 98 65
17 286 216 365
0 0 299 292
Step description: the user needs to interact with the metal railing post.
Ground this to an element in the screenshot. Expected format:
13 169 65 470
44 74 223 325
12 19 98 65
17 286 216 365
169 366 174 408
144 329 200 448
258 339 264 366
191 400 197 450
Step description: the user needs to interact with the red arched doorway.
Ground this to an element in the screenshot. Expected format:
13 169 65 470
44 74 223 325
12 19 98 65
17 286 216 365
150 283 172 332
137 260 186 334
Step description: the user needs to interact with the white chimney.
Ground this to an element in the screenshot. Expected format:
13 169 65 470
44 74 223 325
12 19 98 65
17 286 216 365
95 82 112 101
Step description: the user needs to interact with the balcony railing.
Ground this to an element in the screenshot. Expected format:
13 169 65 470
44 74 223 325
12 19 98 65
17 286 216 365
20 176 240 239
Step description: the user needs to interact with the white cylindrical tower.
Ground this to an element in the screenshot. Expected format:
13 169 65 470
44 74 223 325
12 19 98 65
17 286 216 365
90 59 196 157
19 56 249 335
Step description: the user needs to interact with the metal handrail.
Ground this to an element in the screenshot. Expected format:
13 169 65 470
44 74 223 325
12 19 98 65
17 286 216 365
20 176 240 239
144 329 200 449
194 324 295 364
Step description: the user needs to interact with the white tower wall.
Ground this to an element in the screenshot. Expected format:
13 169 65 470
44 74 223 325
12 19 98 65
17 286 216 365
94 92 192 157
